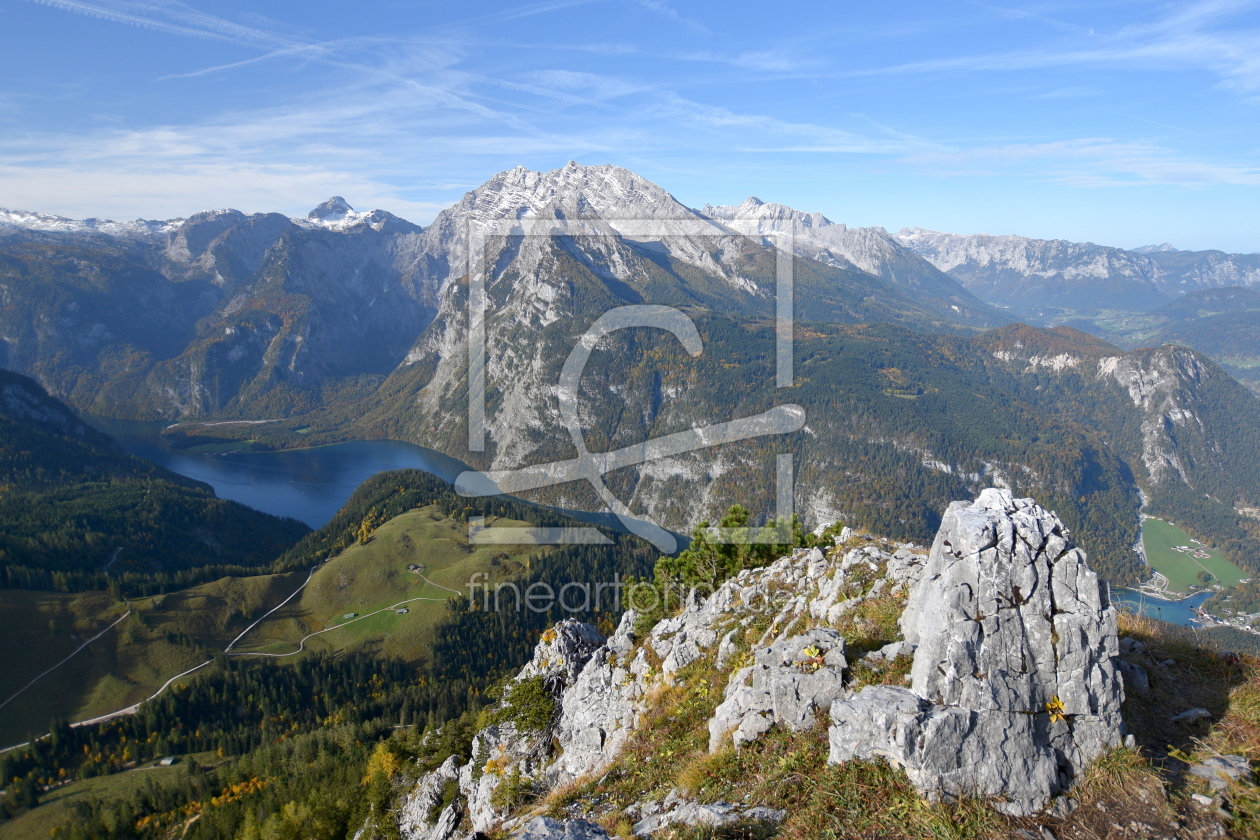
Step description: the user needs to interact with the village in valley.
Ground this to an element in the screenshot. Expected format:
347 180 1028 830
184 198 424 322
1133 517 1260 635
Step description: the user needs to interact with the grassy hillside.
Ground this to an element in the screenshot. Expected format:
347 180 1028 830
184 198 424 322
0 573 305 747
229 505 551 663
0 468 656 749
0 756 206 840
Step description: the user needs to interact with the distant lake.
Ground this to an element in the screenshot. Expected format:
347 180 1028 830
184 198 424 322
1113 588 1212 628
83 417 469 529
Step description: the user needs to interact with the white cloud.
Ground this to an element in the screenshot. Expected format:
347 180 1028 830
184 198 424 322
844 0 1260 94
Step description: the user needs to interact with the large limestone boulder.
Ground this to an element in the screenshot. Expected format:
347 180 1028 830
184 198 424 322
828 488 1124 816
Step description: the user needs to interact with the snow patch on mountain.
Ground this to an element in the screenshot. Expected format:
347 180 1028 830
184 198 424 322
0 207 183 242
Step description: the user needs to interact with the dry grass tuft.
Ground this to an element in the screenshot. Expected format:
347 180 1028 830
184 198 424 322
1073 746 1164 799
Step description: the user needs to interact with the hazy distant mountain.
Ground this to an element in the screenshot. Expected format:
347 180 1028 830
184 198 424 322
701 197 1001 320
894 228 1260 316
1129 287 1260 394
0 196 434 419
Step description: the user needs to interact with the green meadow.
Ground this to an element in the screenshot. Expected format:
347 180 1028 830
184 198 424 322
1141 517 1248 595
228 504 549 662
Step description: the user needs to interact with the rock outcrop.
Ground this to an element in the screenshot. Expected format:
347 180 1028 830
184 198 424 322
827 488 1125 816
549 611 651 784
398 490 1126 835
398 620 607 838
463 621 605 832
397 755 462 840
511 816 609 839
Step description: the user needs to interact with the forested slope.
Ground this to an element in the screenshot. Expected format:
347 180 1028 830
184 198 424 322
0 368 308 591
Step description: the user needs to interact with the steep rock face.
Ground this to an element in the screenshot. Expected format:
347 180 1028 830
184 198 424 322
460 621 605 832
396 620 607 838
165 209 253 264
828 488 1124 816
397 755 462 840
1099 346 1210 487
549 611 651 785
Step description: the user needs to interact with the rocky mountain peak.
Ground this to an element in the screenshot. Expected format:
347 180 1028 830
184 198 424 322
452 161 704 231
308 196 355 222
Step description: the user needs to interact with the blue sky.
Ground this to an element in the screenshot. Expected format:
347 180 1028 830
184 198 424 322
1 1 1259 252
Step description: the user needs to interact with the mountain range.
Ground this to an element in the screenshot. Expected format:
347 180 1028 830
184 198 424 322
894 227 1260 316
5 162 1260 585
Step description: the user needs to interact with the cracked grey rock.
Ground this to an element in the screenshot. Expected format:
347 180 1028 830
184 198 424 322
460 619 606 832
714 630 739 670
631 798 786 837
550 611 649 786
423 804 462 840
709 629 846 751
511 816 608 839
517 620 606 685
864 640 915 663
399 755 462 840
828 489 1124 817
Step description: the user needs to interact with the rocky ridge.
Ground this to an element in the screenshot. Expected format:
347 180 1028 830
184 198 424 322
393 489 1126 839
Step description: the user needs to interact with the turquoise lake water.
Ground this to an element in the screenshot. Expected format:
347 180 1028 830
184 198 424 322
1113 588 1211 628
84 417 469 528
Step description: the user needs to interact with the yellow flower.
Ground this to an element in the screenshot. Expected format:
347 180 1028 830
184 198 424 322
1045 695 1067 723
